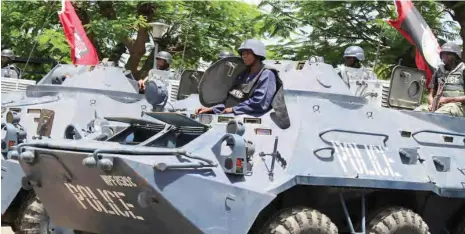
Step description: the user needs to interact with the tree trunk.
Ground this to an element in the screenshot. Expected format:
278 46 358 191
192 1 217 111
138 48 155 80
124 3 156 79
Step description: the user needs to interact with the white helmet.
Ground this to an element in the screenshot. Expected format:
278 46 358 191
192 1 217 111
237 39 266 60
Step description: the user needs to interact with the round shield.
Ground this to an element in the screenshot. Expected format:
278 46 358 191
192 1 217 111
198 56 247 107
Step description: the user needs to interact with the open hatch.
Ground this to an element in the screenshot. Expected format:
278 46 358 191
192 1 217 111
387 65 426 110
105 112 209 148
177 70 204 100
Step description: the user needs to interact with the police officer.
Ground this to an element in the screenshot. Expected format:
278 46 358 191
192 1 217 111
138 51 173 91
335 46 377 86
195 39 277 115
218 51 234 60
1 49 21 78
414 42 464 117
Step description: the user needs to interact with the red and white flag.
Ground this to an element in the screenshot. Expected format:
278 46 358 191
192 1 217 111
387 0 442 87
58 0 99 65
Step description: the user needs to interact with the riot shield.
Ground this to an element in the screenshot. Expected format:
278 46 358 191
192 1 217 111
198 57 247 107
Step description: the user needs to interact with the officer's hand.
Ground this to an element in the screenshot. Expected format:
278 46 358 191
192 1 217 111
222 108 233 114
138 80 145 90
439 97 454 105
196 107 213 114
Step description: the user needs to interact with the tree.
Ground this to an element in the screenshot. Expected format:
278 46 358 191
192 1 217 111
440 1 465 58
1 0 264 80
256 0 460 79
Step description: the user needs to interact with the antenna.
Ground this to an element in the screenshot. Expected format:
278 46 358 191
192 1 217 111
373 25 385 71
179 1 195 72
59 0 66 14
23 1 61 76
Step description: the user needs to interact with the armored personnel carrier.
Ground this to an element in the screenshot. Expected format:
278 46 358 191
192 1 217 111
1 63 203 233
12 57 465 234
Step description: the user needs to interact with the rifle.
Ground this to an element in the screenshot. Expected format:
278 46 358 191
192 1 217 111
430 62 465 111
431 79 445 111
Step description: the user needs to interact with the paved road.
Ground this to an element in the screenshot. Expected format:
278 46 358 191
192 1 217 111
1 226 14 234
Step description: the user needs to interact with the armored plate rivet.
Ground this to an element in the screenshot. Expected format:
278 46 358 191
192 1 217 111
82 156 97 168
138 191 158 209
225 194 236 212
21 176 33 190
366 112 373 118
98 158 114 171
90 99 96 105
7 150 19 160
154 163 168 171
20 150 35 164
313 105 320 112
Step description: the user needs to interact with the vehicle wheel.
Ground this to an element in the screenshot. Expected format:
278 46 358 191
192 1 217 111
451 217 465 234
13 193 50 234
258 206 338 234
367 206 430 234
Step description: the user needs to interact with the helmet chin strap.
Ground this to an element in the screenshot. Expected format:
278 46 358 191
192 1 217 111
248 58 263 73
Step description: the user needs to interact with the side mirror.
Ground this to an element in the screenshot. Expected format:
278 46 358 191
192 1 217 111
387 65 425 110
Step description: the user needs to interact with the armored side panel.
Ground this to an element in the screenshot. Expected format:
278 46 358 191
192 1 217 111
388 65 425 110
347 79 391 107
176 70 204 101
263 60 301 73
1 159 24 214
36 64 91 85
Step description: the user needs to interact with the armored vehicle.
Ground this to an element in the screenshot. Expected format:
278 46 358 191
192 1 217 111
1 63 203 233
13 57 465 234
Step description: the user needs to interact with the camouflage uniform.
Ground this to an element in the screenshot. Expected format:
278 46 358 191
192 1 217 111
414 62 465 117
414 42 465 117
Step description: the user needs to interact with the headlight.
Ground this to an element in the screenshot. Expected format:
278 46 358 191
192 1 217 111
87 118 109 133
6 111 20 124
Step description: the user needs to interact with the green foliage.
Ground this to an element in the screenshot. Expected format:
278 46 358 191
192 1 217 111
2 0 462 81
1 0 264 78
257 0 460 80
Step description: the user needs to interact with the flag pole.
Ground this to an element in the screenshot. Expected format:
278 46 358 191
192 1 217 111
58 0 66 14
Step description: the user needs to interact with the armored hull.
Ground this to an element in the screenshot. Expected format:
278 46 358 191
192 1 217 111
14 57 465 234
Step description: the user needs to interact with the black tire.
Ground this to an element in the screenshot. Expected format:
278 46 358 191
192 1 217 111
367 206 430 234
258 206 338 234
13 193 50 234
452 217 465 234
